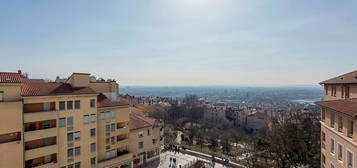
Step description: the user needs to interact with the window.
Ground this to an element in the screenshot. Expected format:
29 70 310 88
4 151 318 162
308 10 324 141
148 129 150 135
338 143 343 161
139 142 144 149
90 128 96 137
100 112 114 120
75 147 80 156
106 125 110 136
111 136 115 145
67 133 74 142
345 86 350 98
106 138 110 145
90 99 96 108
67 164 74 168
111 111 116 118
75 100 80 109
44 102 51 112
100 112 105 120
325 86 328 95
84 115 90 124
91 143 96 152
43 120 51 129
90 157 96 167
67 101 73 110
331 86 336 97
68 148 74 162
74 131 80 141
321 132 326 149
152 139 156 144
338 116 343 132
59 118 66 127
67 117 74 131
348 120 354 138
348 150 354 168
331 112 335 128
322 153 325 165
138 131 144 138
331 139 335 154
43 137 52 146
59 101 66 111
44 155 51 163
342 86 345 98
75 162 80 168
111 123 116 132
90 114 96 123
0 91 3 102
321 108 326 122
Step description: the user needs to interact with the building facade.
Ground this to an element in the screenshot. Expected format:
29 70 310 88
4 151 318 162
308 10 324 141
128 112 164 167
317 70 357 168
0 71 163 168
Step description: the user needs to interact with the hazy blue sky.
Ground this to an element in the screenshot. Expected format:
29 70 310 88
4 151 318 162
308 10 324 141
1 0 356 86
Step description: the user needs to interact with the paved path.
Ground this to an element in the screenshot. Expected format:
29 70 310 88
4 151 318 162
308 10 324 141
180 150 246 168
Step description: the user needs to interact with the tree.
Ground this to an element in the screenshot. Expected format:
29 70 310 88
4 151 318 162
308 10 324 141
253 110 320 168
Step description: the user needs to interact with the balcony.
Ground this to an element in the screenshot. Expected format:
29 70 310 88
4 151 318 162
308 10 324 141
24 111 57 123
25 153 57 168
98 151 132 168
24 102 56 113
116 127 129 135
24 128 57 142
25 144 57 160
32 162 58 168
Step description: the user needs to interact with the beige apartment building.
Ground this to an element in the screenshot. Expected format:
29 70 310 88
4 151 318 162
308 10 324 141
316 70 357 168
0 71 163 168
128 112 164 167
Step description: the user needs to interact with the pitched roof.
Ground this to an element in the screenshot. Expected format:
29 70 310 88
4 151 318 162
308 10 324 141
315 99 357 117
128 113 155 130
320 70 357 84
0 72 22 83
97 94 129 108
21 78 97 96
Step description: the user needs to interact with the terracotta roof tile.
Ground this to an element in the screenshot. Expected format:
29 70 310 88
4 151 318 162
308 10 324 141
320 70 357 84
128 113 155 130
97 94 129 108
315 99 357 117
0 72 22 83
21 78 97 96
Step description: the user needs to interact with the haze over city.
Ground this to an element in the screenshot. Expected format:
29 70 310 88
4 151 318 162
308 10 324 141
1 0 357 86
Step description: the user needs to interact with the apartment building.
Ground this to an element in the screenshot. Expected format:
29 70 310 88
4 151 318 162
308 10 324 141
0 71 137 168
128 112 164 167
316 70 357 168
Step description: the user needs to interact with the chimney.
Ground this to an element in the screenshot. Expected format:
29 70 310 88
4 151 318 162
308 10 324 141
66 73 90 87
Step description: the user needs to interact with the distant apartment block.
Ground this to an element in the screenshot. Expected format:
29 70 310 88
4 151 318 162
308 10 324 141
0 71 163 168
316 70 357 168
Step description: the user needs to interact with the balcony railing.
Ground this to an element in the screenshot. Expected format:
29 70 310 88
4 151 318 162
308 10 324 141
23 102 56 113
24 111 58 123
25 144 57 160
25 154 57 168
99 150 131 163
26 160 57 168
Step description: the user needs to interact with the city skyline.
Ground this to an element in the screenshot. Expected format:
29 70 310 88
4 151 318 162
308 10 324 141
1 0 357 86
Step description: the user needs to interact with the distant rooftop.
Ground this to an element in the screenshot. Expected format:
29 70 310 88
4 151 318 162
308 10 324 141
316 99 357 118
320 70 357 84
128 112 155 130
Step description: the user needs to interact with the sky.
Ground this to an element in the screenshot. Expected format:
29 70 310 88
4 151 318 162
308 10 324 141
1 0 357 86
